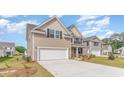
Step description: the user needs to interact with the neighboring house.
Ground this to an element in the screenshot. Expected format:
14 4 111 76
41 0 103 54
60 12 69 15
114 47 124 54
101 44 112 55
0 42 15 57
26 16 105 61
83 36 102 56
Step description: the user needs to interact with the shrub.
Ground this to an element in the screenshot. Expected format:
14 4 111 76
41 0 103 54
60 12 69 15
81 55 89 60
22 55 25 60
5 62 11 68
91 54 96 58
86 54 96 60
108 53 115 60
22 55 31 62
25 56 31 62
16 58 19 62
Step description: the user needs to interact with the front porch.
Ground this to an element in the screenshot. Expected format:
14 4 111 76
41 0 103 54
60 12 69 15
71 46 89 58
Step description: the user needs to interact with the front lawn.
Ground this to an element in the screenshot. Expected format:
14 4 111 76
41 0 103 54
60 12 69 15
85 57 124 68
0 56 13 62
114 54 124 56
0 56 53 77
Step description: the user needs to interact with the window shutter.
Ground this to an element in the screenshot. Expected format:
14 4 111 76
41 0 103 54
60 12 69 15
47 28 49 37
60 31 62 39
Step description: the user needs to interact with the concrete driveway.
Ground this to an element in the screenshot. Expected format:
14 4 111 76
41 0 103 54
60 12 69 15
38 60 124 77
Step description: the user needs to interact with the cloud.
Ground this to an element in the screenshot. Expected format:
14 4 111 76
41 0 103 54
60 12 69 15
6 20 38 34
103 30 114 38
77 15 111 38
98 30 114 39
0 19 10 26
77 15 101 22
86 20 95 26
0 18 38 34
82 27 101 36
95 16 110 27
49 15 63 18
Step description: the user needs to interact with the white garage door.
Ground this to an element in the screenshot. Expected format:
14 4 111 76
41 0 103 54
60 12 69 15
91 50 101 56
39 48 68 60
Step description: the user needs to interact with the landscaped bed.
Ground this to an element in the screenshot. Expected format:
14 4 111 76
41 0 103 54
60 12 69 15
84 57 124 68
0 56 53 77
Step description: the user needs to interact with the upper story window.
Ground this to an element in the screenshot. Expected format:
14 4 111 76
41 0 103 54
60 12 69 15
56 31 60 38
49 29 54 38
47 28 62 39
94 42 99 46
86 42 89 46
74 38 81 44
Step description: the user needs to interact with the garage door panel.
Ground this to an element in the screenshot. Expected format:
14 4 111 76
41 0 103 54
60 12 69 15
39 48 68 60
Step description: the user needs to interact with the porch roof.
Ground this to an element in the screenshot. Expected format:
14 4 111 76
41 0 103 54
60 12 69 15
71 44 89 48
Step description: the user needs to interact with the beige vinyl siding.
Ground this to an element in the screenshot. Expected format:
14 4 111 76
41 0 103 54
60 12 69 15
32 18 71 61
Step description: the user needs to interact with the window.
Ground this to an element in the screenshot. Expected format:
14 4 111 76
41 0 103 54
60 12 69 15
94 42 99 46
47 28 62 39
78 48 82 54
49 29 54 38
86 42 89 46
74 38 81 44
74 48 76 53
56 31 60 38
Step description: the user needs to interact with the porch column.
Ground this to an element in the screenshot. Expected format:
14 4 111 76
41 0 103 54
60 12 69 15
11 51 12 56
82 48 83 55
76 47 78 57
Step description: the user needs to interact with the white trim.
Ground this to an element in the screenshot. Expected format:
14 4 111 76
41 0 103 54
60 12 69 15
32 32 34 61
37 47 69 49
67 48 69 59
37 48 40 61
32 31 46 34
31 16 70 35
38 47 69 60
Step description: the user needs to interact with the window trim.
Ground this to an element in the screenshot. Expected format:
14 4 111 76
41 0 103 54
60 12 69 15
55 31 60 39
74 38 81 44
47 28 62 39
94 42 99 46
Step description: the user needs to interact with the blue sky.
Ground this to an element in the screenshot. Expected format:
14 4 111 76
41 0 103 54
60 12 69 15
0 15 124 48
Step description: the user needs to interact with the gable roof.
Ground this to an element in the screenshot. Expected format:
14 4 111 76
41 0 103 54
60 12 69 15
0 42 15 48
31 16 70 35
84 36 101 42
67 24 83 37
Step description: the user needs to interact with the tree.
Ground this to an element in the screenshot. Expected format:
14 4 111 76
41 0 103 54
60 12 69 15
16 46 26 53
102 32 124 52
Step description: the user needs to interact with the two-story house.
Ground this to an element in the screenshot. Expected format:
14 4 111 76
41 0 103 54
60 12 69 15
83 36 102 56
27 16 90 61
0 42 15 57
27 16 72 61
26 16 106 61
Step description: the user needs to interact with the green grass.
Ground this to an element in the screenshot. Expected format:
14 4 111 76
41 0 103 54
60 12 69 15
114 54 124 56
85 57 124 68
0 56 53 77
0 56 13 62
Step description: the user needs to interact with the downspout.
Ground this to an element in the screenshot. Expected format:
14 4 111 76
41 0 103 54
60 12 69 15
32 31 34 61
